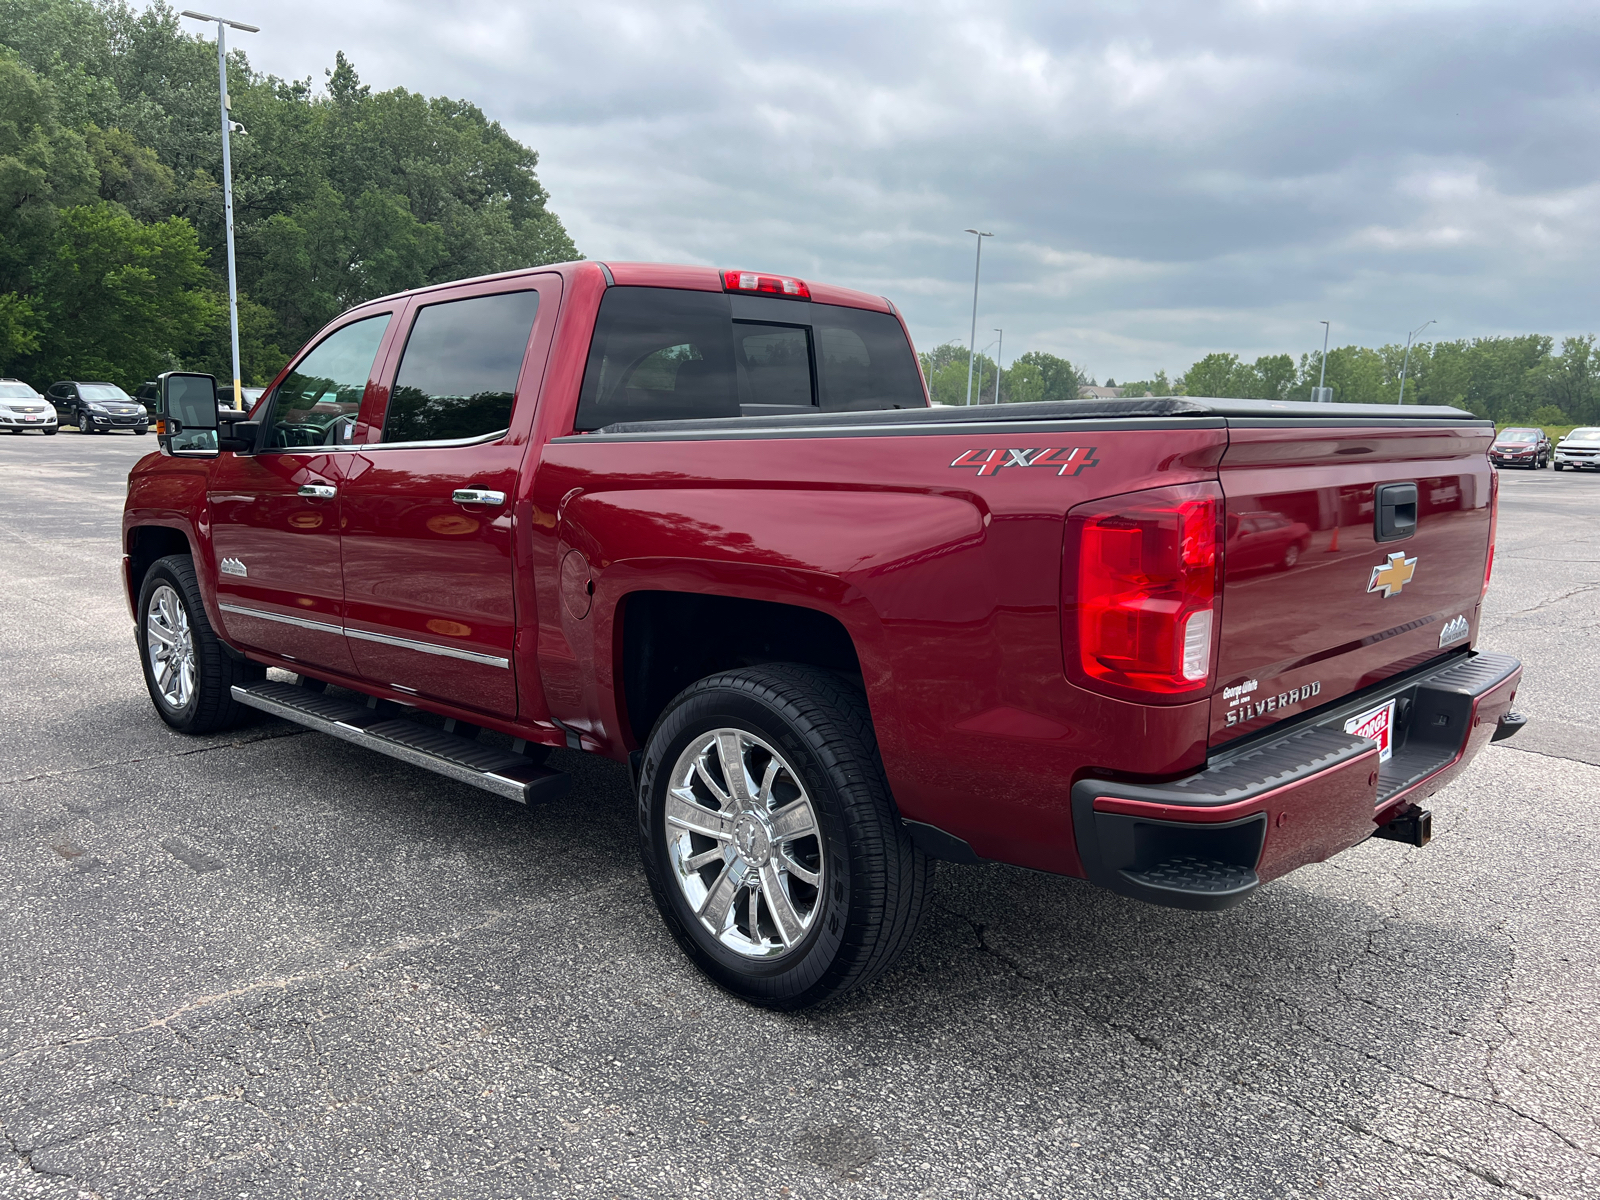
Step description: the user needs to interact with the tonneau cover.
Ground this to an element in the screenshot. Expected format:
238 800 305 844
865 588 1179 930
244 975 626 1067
591 396 1478 437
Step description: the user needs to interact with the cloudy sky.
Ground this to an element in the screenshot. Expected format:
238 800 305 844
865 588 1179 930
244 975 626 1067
185 0 1597 381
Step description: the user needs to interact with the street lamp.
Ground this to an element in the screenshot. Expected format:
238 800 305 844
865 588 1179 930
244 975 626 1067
973 336 1000 408
991 328 1003 404
1396 319 1436 405
181 10 259 411
1314 320 1331 402
963 229 992 406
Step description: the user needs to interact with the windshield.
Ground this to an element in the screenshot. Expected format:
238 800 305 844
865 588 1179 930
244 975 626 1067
79 384 133 402
0 383 41 399
1497 429 1537 442
1568 428 1600 441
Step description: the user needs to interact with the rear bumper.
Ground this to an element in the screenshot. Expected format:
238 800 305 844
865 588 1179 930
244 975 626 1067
1070 651 1523 911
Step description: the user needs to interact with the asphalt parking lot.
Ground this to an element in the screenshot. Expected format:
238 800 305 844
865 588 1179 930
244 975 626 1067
2 428 1597 1199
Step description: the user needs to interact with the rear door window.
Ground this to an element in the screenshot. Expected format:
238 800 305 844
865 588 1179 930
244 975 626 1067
266 314 390 449
574 287 924 430
811 306 925 413
382 290 540 444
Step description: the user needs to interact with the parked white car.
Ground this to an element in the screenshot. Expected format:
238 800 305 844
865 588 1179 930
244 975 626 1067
1553 427 1600 471
0 379 58 435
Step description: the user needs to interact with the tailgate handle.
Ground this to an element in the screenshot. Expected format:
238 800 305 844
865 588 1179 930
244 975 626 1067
1375 482 1417 542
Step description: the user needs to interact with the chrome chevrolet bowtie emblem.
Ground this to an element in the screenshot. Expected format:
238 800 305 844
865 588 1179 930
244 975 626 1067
1367 551 1416 598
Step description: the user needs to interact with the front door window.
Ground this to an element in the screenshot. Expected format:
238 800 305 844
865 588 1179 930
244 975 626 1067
265 315 390 449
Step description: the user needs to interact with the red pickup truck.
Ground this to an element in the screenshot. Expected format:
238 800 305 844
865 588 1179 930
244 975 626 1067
125 261 1525 1008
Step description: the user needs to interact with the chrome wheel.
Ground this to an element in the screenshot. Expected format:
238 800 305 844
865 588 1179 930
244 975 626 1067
664 728 825 959
145 584 196 711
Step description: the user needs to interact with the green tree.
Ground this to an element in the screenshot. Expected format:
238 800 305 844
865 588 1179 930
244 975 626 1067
24 202 218 387
1182 352 1243 398
2 2 580 385
919 342 999 405
1010 350 1079 402
1110 369 1174 397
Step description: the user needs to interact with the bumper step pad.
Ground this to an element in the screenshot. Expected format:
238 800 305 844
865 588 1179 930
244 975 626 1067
231 681 570 804
1122 856 1259 897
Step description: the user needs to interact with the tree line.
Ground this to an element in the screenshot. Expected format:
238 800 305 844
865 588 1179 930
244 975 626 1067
921 334 1600 426
0 0 577 392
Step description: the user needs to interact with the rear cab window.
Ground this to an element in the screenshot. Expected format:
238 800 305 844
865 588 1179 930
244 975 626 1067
574 288 925 431
382 289 540 444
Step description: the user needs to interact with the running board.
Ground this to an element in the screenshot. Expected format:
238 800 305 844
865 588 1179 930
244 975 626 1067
231 681 571 805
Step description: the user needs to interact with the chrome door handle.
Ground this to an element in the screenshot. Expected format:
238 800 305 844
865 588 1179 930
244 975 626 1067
297 482 337 499
453 488 506 506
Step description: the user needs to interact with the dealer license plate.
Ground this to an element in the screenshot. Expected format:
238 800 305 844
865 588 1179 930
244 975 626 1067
1345 698 1397 763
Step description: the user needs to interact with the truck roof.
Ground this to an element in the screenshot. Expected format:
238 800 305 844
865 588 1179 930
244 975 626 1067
358 260 895 314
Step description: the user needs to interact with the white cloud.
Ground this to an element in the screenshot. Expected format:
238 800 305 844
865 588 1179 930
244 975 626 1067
177 0 1600 378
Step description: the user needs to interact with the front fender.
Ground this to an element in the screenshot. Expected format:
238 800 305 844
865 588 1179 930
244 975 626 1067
123 457 216 626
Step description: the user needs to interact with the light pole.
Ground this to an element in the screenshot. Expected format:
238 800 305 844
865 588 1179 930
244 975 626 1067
991 328 1003 404
1316 320 1331 401
181 10 258 411
1397 319 1435 405
963 229 992 406
973 336 1000 407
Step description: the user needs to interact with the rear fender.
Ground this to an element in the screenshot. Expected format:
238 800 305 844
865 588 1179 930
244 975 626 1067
541 487 982 764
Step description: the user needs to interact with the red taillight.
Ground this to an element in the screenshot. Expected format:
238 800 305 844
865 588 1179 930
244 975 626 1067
1066 484 1221 699
722 269 811 299
1483 469 1498 597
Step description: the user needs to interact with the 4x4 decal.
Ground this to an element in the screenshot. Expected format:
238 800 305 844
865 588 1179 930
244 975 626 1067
948 447 1099 477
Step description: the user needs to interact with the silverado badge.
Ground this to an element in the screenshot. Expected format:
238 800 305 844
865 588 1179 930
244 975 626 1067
1367 550 1416 598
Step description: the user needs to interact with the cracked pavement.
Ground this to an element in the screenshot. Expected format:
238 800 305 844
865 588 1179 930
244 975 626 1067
1 432 1597 1199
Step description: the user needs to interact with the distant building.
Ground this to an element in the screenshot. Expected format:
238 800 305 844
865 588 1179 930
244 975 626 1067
1078 385 1125 399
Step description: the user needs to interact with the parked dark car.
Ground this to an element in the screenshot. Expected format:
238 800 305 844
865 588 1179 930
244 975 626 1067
48 381 150 434
1489 426 1550 469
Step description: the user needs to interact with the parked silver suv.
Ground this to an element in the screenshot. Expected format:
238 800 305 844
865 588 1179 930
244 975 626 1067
0 379 58 435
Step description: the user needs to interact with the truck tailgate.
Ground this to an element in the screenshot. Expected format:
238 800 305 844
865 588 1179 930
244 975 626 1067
1211 421 1494 746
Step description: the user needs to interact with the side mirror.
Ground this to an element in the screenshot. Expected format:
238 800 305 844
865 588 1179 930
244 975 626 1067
217 411 260 454
157 372 219 455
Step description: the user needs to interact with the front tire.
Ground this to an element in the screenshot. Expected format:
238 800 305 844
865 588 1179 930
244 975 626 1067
638 664 928 1009
137 555 263 733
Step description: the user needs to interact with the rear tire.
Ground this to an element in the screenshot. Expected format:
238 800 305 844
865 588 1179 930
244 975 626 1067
638 664 928 1009
137 555 264 733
